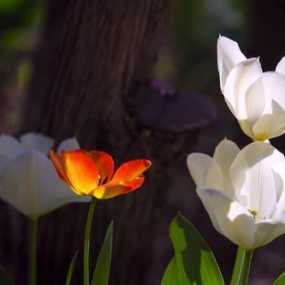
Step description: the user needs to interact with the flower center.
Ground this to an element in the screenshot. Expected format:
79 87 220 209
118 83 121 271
249 209 258 219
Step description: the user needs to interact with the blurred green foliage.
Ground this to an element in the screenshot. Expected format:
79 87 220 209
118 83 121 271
0 0 43 51
170 0 244 64
166 0 245 89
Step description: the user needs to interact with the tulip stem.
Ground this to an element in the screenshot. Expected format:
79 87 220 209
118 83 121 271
83 198 97 285
230 247 254 285
29 218 38 285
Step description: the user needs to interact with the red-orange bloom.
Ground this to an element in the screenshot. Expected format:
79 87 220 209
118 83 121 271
48 149 151 199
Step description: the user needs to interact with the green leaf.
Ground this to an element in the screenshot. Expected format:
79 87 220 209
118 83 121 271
0 0 23 13
273 272 285 285
65 251 78 285
91 221 113 285
161 258 179 285
162 213 224 285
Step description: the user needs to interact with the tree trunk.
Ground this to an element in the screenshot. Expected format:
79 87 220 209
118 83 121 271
20 1 174 284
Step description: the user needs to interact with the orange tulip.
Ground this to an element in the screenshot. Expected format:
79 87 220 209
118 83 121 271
48 149 151 199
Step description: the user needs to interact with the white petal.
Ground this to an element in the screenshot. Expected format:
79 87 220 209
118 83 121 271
254 219 285 248
0 151 89 219
187 153 224 191
20 133 54 155
0 135 25 158
276 57 285 75
252 115 275 141
252 105 285 140
213 139 240 197
245 77 265 123
213 139 240 173
57 137 80 152
217 36 246 91
238 120 254 140
230 142 278 218
273 168 285 220
259 72 285 113
248 72 285 140
223 58 262 120
197 188 256 248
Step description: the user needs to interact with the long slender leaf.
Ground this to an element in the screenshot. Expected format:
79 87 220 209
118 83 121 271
65 251 78 285
161 213 224 285
161 258 178 285
91 221 113 285
273 272 285 285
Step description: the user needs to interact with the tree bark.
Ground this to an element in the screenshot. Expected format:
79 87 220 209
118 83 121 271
20 1 173 284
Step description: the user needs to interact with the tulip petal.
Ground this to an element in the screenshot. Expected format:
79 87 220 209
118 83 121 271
89 151 115 182
217 36 246 91
0 135 25 158
273 170 285 219
258 72 285 113
197 188 256 249
252 103 285 140
230 142 278 219
93 177 145 199
0 151 89 219
48 150 70 185
245 76 265 124
250 72 285 140
213 139 240 198
62 150 100 195
92 159 150 199
20 133 54 155
213 139 240 174
252 115 274 141
111 159 151 184
254 219 285 248
187 153 224 192
58 137 79 152
223 58 262 120
276 57 285 75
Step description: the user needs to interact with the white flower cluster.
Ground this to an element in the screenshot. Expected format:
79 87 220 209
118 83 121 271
187 36 285 249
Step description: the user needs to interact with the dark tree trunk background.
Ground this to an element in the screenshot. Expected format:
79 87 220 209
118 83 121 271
0 0 228 284
248 0 285 70
21 0 176 284
0 0 225 284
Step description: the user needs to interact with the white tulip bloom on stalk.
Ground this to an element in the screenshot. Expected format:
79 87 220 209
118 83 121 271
218 35 285 141
187 139 285 249
0 133 89 219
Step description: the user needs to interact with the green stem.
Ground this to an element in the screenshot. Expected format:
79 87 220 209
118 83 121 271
83 198 97 285
29 218 38 285
230 247 254 285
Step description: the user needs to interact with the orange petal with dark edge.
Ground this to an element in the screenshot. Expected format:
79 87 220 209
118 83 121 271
111 159 151 184
62 150 100 195
89 151 115 183
93 176 145 199
48 150 69 183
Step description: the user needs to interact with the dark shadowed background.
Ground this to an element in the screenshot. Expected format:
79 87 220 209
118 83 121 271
0 0 284 284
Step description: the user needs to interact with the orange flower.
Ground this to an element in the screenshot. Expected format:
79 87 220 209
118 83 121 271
48 149 151 199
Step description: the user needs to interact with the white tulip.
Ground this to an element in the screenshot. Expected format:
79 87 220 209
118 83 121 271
0 133 89 219
217 36 285 141
187 139 285 249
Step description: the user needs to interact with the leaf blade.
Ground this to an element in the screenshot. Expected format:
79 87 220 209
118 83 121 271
65 251 78 285
162 213 224 285
161 258 178 285
273 272 285 285
91 221 113 285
